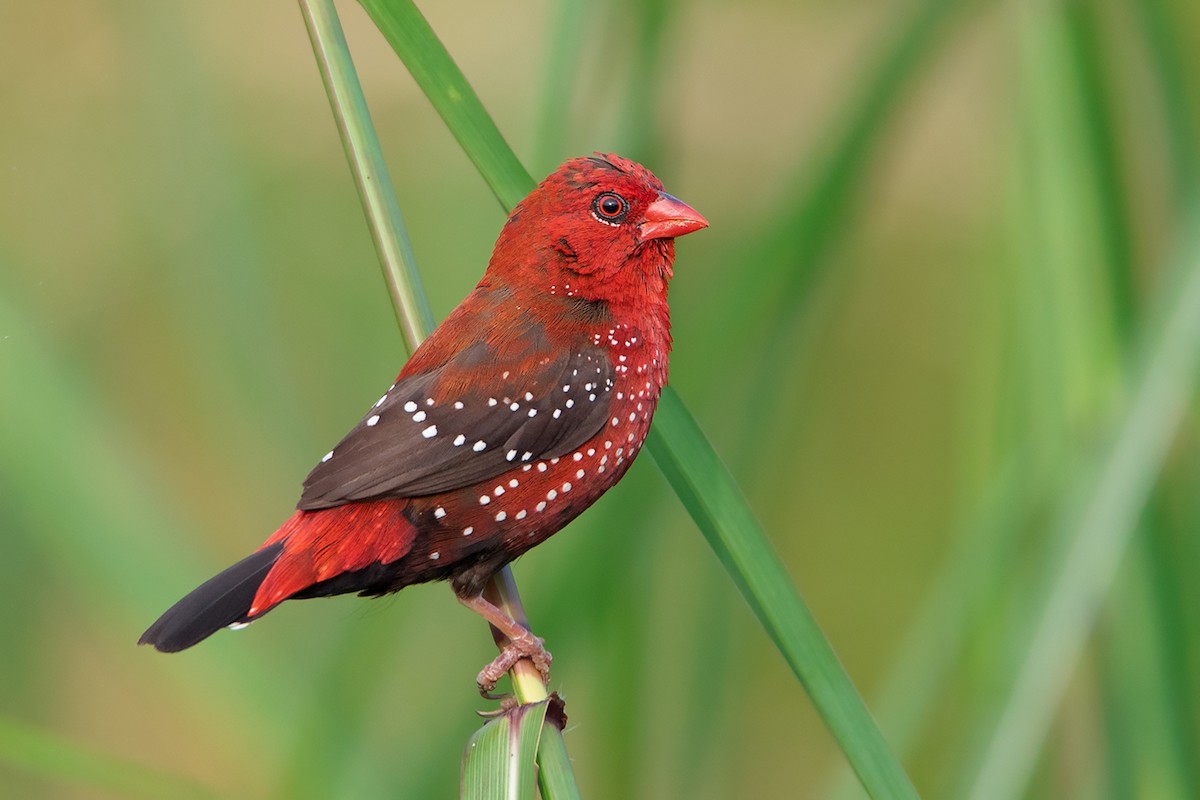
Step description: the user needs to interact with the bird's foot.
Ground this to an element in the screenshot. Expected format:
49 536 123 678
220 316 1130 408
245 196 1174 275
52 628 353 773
476 628 552 696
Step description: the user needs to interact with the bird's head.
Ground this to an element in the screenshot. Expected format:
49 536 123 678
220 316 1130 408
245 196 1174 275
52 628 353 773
487 153 707 308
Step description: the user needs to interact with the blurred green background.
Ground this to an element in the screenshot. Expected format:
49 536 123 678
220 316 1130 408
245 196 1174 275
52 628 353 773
3 0 1200 798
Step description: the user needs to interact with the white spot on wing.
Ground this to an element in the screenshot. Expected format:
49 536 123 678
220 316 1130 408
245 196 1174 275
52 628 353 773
367 415 381 427
422 425 438 438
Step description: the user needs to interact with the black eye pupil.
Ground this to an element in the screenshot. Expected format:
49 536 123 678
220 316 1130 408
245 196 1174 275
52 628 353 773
595 193 626 220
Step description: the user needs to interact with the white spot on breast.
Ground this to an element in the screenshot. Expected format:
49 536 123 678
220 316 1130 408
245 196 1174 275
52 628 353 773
611 417 619 426
573 452 583 462
422 425 438 438
536 501 547 512
430 551 440 560
463 526 474 536
502 371 510 379
495 511 507 522
479 495 491 505
587 448 595 456
537 463 548 472
562 482 572 493
509 478 519 488
516 509 527 520
367 415 381 427
473 441 487 452
546 489 558 501
434 507 446 519
455 401 464 409
629 412 637 422
403 401 418 412
576 469 585 479
524 392 533 401
488 398 498 407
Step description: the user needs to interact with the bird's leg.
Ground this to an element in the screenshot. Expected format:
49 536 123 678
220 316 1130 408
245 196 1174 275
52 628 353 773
456 591 552 695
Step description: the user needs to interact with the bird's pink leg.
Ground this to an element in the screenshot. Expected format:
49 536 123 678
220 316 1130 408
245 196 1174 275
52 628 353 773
457 592 552 695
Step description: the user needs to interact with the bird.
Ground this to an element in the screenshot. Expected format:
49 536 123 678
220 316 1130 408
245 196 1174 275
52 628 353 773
138 153 708 692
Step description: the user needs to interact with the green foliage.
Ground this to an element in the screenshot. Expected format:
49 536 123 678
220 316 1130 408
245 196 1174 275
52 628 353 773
2 0 1199 798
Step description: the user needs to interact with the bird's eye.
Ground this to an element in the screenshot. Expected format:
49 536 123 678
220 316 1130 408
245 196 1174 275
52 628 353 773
591 192 628 225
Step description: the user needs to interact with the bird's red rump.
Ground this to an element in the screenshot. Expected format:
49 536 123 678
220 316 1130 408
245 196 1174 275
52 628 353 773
251 500 418 615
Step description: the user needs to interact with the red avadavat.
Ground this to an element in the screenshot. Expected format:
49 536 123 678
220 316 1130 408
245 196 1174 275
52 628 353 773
139 154 707 690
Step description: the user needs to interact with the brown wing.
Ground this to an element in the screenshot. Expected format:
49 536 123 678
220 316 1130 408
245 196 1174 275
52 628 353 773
297 345 614 510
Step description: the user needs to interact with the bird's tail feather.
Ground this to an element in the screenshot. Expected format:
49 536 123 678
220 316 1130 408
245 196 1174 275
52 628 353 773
138 542 285 653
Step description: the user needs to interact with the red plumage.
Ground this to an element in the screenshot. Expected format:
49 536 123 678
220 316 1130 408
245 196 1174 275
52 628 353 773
139 153 707 689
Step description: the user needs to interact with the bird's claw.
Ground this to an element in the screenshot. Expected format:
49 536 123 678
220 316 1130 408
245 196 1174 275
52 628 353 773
476 629 552 696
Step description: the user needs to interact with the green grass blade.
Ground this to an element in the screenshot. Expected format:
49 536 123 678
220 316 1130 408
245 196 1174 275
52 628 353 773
357 0 531 211
461 701 548 800
355 1 918 796
0 716 218 800
300 0 434 349
965 198 1200 800
647 390 919 800
300 2 578 795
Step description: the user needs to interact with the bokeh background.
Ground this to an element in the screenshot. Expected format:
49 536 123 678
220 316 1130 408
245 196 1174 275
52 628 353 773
3 0 1200 797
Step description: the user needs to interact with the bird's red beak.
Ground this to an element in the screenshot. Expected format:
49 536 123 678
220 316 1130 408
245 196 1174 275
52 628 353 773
639 192 709 242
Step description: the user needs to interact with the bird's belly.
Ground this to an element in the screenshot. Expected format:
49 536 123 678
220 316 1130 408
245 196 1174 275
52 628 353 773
388 408 655 591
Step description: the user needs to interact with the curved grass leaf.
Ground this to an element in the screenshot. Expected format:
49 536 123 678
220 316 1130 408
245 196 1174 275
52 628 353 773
461 701 548 800
356 1 918 797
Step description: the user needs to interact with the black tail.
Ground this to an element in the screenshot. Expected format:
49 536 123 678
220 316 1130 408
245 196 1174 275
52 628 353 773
138 543 284 653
